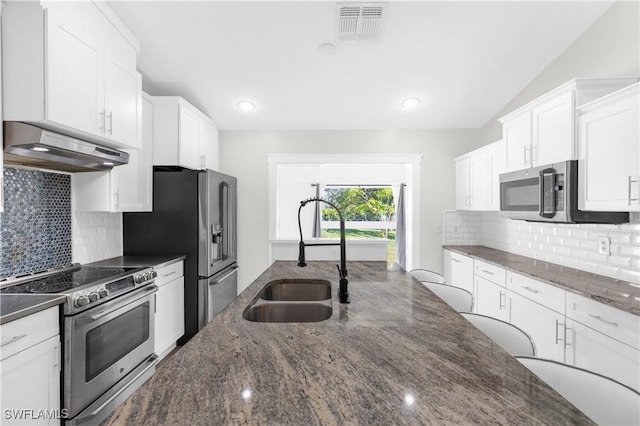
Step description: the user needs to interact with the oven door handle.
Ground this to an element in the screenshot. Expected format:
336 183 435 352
77 285 158 323
538 168 556 218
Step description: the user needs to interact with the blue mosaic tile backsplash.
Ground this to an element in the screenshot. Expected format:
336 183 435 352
1 167 73 278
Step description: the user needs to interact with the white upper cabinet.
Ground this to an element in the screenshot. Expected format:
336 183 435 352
152 96 220 170
454 140 503 211
578 83 640 212
73 93 154 212
500 78 638 172
2 1 142 150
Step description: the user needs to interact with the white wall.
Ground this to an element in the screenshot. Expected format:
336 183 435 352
218 129 478 292
479 1 640 143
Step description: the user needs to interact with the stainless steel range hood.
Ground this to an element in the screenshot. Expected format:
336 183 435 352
3 122 129 172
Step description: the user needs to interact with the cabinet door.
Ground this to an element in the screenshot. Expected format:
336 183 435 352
454 157 470 210
503 111 531 172
443 250 474 294
579 88 640 211
509 291 565 362
531 91 574 166
474 276 508 321
46 3 104 138
486 140 505 211
105 59 142 149
178 105 201 169
114 93 153 212
72 171 117 212
566 319 639 392
155 276 185 359
199 119 219 171
469 151 488 210
0 336 60 425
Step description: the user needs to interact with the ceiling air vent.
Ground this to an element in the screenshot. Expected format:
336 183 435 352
336 3 386 43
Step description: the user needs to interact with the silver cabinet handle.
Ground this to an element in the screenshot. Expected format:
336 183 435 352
452 258 461 263
481 269 494 275
523 146 529 165
588 314 618 327
521 286 541 294
629 176 639 205
555 319 563 344
107 112 113 135
161 271 177 278
100 109 106 133
499 291 506 310
1 334 27 347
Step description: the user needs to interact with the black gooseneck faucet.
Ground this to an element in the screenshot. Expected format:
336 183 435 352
297 197 349 304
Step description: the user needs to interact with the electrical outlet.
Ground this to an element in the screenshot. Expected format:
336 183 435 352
598 237 611 255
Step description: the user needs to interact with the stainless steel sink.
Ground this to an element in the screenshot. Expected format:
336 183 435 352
258 279 331 301
243 302 332 323
243 279 333 322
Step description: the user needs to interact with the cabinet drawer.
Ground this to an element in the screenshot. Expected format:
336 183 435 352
155 261 184 287
0 307 59 361
566 292 640 350
506 271 565 314
474 260 505 286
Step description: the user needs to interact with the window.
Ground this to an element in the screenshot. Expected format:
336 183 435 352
320 186 397 262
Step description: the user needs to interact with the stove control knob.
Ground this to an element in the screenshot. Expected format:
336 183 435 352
75 296 90 308
98 289 109 299
151 270 158 279
134 274 144 284
88 292 99 303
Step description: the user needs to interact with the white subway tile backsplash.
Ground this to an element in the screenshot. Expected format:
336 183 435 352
445 211 639 283
73 211 123 264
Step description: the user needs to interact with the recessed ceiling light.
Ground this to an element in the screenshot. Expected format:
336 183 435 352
401 97 421 109
31 146 49 152
237 100 256 111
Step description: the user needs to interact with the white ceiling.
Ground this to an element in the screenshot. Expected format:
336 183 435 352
108 1 613 131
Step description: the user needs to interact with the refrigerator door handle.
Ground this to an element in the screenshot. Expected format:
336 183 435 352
221 181 230 260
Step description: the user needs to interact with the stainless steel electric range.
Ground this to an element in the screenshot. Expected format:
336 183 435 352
1 264 159 425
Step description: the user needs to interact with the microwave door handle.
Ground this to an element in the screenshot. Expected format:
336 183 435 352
539 168 556 218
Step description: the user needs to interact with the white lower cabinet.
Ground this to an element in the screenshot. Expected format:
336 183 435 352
474 276 508 321
0 307 61 425
443 249 474 294
509 291 565 362
154 261 185 360
565 319 639 392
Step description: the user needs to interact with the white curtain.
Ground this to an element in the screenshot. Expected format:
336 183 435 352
312 183 322 238
395 184 406 269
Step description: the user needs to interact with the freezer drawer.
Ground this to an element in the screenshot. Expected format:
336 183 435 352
198 265 238 328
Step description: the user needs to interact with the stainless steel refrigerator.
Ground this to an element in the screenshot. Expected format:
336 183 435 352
123 167 238 344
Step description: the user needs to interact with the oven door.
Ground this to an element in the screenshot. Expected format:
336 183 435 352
64 284 157 418
499 162 568 222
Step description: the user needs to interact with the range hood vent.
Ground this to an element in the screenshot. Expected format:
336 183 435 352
3 122 129 172
336 3 386 43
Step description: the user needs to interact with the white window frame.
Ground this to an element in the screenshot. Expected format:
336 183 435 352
267 154 421 269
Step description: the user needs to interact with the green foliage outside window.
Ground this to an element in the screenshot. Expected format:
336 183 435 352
322 187 395 221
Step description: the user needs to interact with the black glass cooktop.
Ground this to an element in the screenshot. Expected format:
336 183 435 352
0 266 139 294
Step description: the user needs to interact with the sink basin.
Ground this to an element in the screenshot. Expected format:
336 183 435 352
243 302 332 323
258 279 331 301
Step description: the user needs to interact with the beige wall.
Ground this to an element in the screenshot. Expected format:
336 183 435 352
479 1 640 143
218 129 478 292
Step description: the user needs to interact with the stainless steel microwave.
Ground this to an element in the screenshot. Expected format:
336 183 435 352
499 160 629 224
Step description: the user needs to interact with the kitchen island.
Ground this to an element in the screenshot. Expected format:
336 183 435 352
105 261 593 425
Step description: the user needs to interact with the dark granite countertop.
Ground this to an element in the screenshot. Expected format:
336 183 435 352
443 245 640 316
86 255 186 270
105 261 593 425
0 294 65 324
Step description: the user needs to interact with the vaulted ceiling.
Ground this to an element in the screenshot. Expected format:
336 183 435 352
108 1 613 130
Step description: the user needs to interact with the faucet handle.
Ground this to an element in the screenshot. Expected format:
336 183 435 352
336 264 345 279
